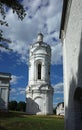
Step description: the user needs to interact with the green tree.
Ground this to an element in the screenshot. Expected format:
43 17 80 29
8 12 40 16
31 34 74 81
8 100 17 110
17 101 26 112
0 0 26 50
53 107 56 115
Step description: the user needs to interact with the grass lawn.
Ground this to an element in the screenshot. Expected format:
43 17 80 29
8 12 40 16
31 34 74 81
0 111 64 130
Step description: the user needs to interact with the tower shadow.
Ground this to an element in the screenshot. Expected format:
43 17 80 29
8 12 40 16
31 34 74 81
26 97 41 114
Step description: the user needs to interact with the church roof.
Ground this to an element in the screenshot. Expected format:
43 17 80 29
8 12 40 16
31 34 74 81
0 72 11 79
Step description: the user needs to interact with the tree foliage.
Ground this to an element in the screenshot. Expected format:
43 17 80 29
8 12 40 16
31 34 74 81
0 0 26 50
8 100 17 110
17 101 26 112
53 107 56 115
8 101 26 112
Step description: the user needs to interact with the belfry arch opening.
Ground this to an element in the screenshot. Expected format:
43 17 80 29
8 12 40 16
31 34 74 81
38 63 41 79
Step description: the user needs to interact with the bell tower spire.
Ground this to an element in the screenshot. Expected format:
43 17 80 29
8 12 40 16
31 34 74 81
37 33 43 42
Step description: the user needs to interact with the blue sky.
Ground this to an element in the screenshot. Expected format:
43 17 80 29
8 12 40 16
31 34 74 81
0 0 63 108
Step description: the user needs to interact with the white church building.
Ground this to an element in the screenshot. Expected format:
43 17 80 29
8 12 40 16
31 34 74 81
60 0 82 130
56 102 64 116
0 72 11 111
26 33 53 115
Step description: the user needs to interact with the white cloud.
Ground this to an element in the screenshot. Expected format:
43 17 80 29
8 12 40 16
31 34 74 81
2 0 63 65
53 96 64 108
53 82 64 94
10 88 16 93
52 82 64 108
47 12 61 33
10 75 23 85
51 42 63 64
10 87 25 101
18 87 25 95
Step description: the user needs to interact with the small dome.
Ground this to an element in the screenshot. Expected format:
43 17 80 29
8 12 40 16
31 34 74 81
37 33 43 42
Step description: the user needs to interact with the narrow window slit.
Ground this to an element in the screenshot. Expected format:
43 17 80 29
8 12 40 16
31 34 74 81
38 64 41 79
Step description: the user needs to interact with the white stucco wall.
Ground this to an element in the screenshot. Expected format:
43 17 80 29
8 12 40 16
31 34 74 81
56 103 64 116
62 0 82 129
0 73 11 111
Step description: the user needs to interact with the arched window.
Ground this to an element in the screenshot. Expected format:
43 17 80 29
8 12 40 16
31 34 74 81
38 64 41 79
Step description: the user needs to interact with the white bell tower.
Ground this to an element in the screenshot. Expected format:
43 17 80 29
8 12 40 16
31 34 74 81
26 33 53 115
